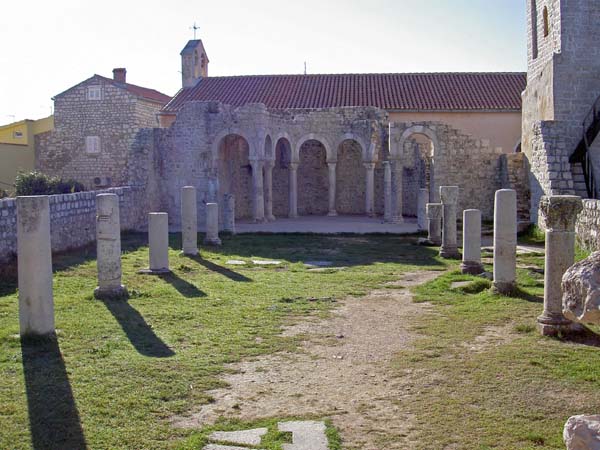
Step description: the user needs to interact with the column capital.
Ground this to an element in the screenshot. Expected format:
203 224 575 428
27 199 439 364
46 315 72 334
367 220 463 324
539 195 583 232
289 162 299 170
363 162 376 170
439 186 459 205
264 160 275 169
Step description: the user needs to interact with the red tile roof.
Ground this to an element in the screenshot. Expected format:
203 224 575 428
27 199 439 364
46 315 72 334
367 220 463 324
162 72 526 113
96 75 171 104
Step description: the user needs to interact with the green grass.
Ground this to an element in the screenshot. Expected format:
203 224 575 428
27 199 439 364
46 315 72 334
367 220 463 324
0 232 443 449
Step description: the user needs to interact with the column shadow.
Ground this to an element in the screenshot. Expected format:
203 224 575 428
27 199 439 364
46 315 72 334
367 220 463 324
158 272 207 298
21 334 87 450
188 255 252 282
101 299 175 357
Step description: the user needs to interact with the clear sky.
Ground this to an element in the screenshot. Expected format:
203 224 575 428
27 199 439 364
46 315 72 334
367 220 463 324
0 0 526 122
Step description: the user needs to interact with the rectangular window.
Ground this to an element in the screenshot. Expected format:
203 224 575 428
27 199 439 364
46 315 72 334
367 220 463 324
13 131 23 138
85 136 101 154
87 85 102 100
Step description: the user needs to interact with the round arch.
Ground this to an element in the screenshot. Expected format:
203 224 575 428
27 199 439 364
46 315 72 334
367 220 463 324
395 125 440 160
216 133 253 219
212 129 255 163
294 133 334 162
334 133 368 162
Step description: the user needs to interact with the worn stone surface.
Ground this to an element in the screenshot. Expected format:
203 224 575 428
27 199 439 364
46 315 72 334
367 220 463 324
417 188 428 230
564 415 600 450
181 186 198 256
209 428 268 446
226 260 246 265
562 251 600 325
492 189 517 294
576 199 600 252
304 261 333 267
278 421 328 450
204 445 263 450
204 203 222 246
252 260 281 266
439 186 460 259
140 212 170 274
461 209 483 274
426 202 442 246
17 196 55 337
221 193 236 234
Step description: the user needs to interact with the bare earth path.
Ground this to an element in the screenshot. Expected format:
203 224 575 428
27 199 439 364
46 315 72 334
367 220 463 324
173 270 442 450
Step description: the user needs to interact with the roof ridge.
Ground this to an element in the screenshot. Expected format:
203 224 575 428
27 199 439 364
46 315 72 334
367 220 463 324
200 72 526 79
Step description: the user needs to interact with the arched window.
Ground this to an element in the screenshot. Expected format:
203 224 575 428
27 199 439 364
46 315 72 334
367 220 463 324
531 0 538 59
543 6 550 37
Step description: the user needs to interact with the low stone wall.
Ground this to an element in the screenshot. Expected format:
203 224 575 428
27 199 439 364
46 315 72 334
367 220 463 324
0 186 146 264
576 199 600 252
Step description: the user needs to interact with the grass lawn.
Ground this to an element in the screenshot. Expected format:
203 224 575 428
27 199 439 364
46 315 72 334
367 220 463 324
0 233 443 449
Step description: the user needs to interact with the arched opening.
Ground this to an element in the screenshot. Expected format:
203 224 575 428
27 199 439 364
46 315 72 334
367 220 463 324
273 137 292 216
403 133 435 216
543 6 549 37
298 139 328 215
336 139 365 214
217 134 252 219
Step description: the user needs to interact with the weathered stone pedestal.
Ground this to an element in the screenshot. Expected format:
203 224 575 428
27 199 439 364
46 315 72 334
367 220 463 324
420 203 442 246
439 186 460 258
139 212 171 274
537 195 583 336
204 203 222 246
17 195 55 337
181 186 198 256
492 189 517 295
94 193 128 300
417 188 428 231
222 194 236 234
461 209 483 275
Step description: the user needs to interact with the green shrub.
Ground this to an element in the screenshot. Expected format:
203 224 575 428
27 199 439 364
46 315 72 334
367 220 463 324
15 171 85 196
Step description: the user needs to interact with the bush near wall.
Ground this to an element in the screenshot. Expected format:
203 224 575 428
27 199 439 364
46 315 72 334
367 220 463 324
14 171 84 196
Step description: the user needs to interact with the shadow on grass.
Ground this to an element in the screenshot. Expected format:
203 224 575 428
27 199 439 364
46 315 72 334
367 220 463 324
187 254 252 282
158 272 207 297
101 299 175 357
558 326 600 348
21 334 87 450
510 287 543 303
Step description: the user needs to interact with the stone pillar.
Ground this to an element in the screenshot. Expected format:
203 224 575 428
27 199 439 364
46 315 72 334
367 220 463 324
17 196 54 337
263 161 275 222
439 186 460 259
537 195 583 336
391 159 404 224
289 162 299 218
222 194 236 234
181 186 198 256
460 209 483 275
364 162 376 217
250 160 265 222
140 212 170 274
204 203 222 246
426 203 442 246
492 189 517 294
327 162 337 216
383 161 392 222
417 188 428 230
94 193 128 300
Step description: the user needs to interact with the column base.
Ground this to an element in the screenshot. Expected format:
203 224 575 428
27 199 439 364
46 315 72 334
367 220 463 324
327 210 338 217
266 215 276 222
180 249 199 257
460 261 484 275
391 215 404 224
440 246 460 259
491 280 516 296
537 313 583 336
289 213 298 219
204 237 222 246
94 285 129 300
138 268 171 275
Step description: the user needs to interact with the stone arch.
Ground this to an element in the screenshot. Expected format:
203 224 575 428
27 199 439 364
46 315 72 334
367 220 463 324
273 136 292 216
216 133 253 219
334 133 368 162
395 125 440 160
212 129 255 163
297 139 329 215
336 139 366 215
264 134 274 163
294 134 334 162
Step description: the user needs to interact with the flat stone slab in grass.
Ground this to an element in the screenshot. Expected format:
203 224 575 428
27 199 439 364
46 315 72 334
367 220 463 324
209 428 268 446
226 260 247 265
307 266 347 272
451 281 472 289
278 420 328 450
204 445 265 450
304 260 333 267
252 260 282 265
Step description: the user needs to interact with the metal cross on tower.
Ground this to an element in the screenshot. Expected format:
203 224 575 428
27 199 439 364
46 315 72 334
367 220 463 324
190 22 200 39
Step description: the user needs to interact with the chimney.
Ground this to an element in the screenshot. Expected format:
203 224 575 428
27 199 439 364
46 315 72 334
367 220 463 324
113 68 127 84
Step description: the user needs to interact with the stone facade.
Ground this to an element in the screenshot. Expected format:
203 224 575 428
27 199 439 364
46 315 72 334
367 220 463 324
575 199 600 252
0 187 145 264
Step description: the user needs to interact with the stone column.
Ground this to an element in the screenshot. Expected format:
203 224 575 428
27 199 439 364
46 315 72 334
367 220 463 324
492 189 517 294
17 195 54 337
383 161 392 222
204 203 222 246
263 161 276 222
426 203 442 246
140 212 170 274
364 162 376 217
537 195 583 336
94 193 128 300
250 160 265 222
327 162 337 216
222 194 236 234
289 162 299 218
439 186 460 259
391 159 404 224
181 186 198 256
417 188 428 230
460 209 483 275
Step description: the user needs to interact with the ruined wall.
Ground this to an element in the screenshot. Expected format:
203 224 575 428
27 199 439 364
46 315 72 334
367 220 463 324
336 142 365 215
575 199 600 252
297 141 328 215
0 186 145 264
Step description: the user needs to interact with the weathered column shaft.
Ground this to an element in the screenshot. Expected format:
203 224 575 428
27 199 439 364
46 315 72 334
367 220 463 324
263 162 275 221
364 162 376 217
537 195 583 336
492 189 517 294
95 193 128 299
289 162 298 218
327 162 337 216
222 193 236 234
439 186 460 258
251 160 265 222
426 203 443 246
391 159 404 223
144 212 170 274
17 195 54 337
460 209 483 274
181 186 198 256
204 203 222 246
383 161 392 222
417 188 428 230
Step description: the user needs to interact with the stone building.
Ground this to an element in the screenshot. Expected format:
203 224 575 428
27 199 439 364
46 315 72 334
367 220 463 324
522 0 600 222
36 69 171 188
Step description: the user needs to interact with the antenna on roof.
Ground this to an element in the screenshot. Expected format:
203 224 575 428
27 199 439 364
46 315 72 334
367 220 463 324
190 22 200 39
304 61 307 75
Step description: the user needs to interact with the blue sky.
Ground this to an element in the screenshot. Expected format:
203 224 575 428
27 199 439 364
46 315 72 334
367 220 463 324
0 0 526 121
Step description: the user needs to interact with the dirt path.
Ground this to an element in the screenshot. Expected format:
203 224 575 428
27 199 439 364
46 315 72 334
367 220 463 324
172 270 442 449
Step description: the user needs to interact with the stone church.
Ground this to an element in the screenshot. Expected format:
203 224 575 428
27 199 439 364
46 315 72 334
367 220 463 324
37 31 530 227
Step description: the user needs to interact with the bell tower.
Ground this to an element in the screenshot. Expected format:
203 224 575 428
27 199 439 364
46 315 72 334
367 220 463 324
181 39 209 88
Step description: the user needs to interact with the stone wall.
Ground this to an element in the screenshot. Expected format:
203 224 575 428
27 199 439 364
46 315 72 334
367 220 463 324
0 186 145 264
576 199 600 252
